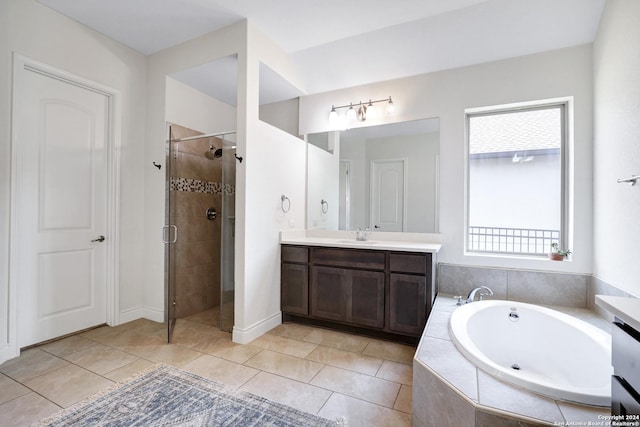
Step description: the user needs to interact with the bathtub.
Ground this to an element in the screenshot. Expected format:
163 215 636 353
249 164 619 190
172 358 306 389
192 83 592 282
449 300 612 406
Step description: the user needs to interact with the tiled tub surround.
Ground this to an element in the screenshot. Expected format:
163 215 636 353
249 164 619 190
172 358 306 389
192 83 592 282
168 124 228 318
438 264 636 310
413 295 611 426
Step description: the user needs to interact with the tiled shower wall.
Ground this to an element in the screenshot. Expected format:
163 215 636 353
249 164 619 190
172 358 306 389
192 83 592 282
168 124 222 318
437 263 634 309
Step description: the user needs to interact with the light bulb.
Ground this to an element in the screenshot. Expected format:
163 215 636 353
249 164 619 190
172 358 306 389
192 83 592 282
386 97 396 115
346 103 356 122
366 100 377 120
328 106 338 124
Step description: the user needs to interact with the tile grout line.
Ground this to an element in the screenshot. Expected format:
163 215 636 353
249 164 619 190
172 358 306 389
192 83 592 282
3 319 413 425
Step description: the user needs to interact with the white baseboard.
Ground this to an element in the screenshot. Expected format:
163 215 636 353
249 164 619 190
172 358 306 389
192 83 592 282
232 312 282 344
0 343 19 366
118 306 165 325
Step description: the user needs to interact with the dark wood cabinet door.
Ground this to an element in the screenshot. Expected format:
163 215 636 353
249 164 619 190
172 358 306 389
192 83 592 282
389 273 427 335
310 266 347 321
348 270 385 328
281 263 309 315
612 320 640 415
612 376 640 416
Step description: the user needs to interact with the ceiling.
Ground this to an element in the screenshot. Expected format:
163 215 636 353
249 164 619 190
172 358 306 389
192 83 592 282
38 0 606 105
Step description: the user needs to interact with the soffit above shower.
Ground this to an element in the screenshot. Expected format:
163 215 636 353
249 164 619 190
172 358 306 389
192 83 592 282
169 57 304 107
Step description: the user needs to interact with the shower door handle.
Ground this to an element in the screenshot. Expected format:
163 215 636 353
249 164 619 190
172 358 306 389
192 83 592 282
162 225 178 243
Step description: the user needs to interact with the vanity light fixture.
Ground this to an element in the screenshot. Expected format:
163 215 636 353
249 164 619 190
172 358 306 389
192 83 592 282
386 97 396 115
328 96 396 124
328 105 338 125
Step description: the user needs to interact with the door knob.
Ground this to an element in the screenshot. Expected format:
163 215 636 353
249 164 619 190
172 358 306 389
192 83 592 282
91 235 105 242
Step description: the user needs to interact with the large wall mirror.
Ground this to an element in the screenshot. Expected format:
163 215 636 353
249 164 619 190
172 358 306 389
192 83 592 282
306 118 440 233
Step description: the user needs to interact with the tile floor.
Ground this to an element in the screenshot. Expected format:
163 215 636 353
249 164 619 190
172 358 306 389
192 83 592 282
0 311 414 426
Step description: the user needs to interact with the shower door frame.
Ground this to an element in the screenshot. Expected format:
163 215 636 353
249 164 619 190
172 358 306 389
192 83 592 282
164 129 236 341
165 126 178 343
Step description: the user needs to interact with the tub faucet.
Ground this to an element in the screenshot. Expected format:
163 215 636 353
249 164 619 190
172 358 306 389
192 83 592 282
466 286 494 303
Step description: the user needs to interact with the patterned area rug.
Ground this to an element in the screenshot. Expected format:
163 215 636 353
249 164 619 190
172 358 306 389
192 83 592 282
34 365 341 426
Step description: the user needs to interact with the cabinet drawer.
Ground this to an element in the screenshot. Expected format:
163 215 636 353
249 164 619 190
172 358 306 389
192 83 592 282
310 247 385 270
389 253 428 275
282 245 308 263
613 320 640 390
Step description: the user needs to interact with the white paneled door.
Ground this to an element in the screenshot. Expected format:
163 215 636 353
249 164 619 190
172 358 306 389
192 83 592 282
370 159 406 232
16 66 109 347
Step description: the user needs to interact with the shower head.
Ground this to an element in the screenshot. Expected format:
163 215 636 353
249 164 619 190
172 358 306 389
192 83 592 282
205 145 223 160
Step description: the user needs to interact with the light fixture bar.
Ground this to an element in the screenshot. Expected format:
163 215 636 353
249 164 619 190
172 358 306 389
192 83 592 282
330 97 393 111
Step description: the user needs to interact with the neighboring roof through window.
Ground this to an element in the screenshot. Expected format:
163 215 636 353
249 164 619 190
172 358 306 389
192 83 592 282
469 108 561 155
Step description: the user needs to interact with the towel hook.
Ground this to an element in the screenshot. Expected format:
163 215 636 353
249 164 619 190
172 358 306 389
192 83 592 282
617 174 639 186
281 195 291 213
321 199 328 214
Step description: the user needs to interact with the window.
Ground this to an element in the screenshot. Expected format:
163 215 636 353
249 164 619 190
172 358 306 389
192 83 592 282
466 101 568 256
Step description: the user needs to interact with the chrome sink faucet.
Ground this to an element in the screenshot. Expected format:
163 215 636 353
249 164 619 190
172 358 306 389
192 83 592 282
355 227 370 241
466 286 494 303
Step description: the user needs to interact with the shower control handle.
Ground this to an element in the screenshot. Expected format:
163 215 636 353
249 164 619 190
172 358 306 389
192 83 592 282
206 207 217 221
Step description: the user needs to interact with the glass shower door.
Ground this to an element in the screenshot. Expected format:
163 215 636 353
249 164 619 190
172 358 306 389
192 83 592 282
165 126 178 342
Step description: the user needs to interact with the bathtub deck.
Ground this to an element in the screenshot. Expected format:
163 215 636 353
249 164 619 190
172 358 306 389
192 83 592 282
412 294 611 427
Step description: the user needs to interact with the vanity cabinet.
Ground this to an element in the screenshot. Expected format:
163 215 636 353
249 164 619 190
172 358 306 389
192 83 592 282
611 318 640 415
281 244 435 342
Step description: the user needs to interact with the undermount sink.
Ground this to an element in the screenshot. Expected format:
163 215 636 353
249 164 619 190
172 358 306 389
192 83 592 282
335 239 379 245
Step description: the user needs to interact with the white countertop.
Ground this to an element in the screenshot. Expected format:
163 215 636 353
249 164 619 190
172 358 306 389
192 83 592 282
280 230 442 253
595 295 640 332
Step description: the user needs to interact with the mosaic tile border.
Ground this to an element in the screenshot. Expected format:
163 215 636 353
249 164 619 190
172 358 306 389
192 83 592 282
170 177 235 195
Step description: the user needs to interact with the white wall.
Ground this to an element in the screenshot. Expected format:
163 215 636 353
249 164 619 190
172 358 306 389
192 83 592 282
300 44 593 274
240 121 306 340
340 137 367 229
145 23 244 323
166 77 236 134
307 142 340 229
593 0 640 297
146 21 307 343
0 0 147 361
235 22 307 343
259 98 300 138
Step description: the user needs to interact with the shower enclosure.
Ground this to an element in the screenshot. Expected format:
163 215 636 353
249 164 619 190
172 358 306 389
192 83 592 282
165 124 236 342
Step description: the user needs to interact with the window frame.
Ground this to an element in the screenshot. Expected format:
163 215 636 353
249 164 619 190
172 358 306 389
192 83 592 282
464 98 572 258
